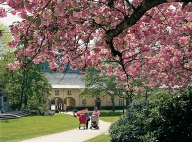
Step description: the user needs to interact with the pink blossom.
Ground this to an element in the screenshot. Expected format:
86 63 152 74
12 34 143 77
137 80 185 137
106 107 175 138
121 74 126 80
184 2 192 12
135 62 141 69
70 65 78 70
179 37 188 45
14 0 23 4
8 63 16 70
108 90 114 94
54 3 65 16
14 61 23 67
3 0 192 90
0 0 6 3
8 40 17 48
33 59 39 64
10 10 17 15
0 7 7 18
39 56 45 62
130 68 137 76
49 63 57 69
58 66 65 72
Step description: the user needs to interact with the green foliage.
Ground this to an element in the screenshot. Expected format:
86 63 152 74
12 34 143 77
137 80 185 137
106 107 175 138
80 67 124 111
109 89 192 142
0 24 51 111
5 61 52 110
0 24 12 59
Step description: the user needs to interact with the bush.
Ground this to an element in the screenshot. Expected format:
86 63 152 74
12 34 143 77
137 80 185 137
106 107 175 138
28 104 49 116
109 99 155 142
44 110 55 116
109 89 192 142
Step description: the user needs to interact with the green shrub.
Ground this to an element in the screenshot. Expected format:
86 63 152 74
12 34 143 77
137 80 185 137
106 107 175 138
109 90 192 142
109 99 154 142
156 91 192 141
44 110 55 116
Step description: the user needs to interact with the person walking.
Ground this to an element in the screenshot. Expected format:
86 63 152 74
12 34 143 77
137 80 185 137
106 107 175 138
84 108 90 129
92 107 100 117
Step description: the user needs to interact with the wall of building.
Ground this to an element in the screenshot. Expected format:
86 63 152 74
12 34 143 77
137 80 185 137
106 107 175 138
48 88 126 111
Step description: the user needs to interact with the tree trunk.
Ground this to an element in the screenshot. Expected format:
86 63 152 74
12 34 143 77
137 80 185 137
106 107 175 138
145 90 148 100
20 69 26 109
19 86 24 109
111 99 115 111
125 98 129 108
24 92 28 108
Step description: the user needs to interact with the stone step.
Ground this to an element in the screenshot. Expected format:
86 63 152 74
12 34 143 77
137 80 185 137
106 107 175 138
0 111 30 120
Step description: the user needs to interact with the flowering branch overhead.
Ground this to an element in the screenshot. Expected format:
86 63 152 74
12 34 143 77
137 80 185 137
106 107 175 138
0 0 192 90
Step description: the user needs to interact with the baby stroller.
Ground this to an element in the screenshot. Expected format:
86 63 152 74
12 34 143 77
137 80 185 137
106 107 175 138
78 114 87 129
90 115 99 129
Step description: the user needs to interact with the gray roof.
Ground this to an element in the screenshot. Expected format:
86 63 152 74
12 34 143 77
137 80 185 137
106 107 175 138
44 73 85 89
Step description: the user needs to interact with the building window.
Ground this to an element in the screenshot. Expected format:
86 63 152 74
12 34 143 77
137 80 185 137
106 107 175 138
55 90 59 95
82 99 86 105
67 90 71 95
119 99 123 106
3 97 7 102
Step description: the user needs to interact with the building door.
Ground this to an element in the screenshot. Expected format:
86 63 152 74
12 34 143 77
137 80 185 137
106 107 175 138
51 97 63 110
95 97 101 110
64 97 76 111
96 102 101 110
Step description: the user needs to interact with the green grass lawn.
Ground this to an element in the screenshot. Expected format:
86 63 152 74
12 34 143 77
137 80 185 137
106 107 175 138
0 111 123 142
99 110 122 122
99 116 119 122
0 113 78 142
84 134 110 142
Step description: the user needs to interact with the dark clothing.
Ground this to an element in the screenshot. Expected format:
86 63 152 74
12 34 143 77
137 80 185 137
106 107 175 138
84 113 90 129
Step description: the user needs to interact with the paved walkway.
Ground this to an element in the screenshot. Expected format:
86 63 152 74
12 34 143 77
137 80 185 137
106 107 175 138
21 112 111 142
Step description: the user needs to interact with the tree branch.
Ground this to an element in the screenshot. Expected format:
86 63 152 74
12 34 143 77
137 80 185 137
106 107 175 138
105 0 192 56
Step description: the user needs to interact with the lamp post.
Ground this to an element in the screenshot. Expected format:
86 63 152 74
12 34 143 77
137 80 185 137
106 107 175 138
118 89 126 114
0 89 2 111
122 91 125 114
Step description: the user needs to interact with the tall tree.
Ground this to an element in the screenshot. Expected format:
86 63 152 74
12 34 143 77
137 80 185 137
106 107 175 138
0 23 12 58
0 23 14 90
0 23 51 110
0 0 192 90
80 68 122 111
5 61 52 110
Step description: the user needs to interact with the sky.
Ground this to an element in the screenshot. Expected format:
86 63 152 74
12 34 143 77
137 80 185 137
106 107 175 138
0 13 22 26
0 4 22 26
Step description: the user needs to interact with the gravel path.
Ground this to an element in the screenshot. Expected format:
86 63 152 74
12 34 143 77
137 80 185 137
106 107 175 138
21 112 111 142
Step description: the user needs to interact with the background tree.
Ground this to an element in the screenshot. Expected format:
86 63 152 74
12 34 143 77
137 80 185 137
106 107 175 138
5 61 52 110
80 68 122 111
0 23 13 90
0 23 51 111
0 23 12 58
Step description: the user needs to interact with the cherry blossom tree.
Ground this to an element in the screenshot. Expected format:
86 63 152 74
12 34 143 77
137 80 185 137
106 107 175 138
0 0 192 90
